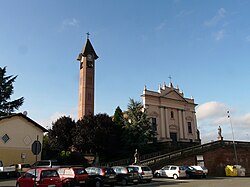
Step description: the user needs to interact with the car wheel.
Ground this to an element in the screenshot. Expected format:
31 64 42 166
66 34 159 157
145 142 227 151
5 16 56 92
65 181 71 187
155 173 160 178
173 174 178 179
95 180 102 187
121 178 127 186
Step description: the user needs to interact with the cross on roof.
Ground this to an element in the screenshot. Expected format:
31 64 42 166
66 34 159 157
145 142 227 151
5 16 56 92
86 32 90 39
168 75 172 83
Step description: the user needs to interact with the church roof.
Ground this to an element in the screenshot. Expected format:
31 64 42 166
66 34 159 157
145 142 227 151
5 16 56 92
0 113 48 132
77 39 99 60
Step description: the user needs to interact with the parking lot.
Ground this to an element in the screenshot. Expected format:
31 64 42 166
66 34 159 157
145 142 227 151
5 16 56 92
1 177 250 187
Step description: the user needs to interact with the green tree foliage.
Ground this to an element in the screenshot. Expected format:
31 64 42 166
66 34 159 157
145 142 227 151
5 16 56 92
48 116 75 153
0 67 24 116
122 98 154 151
113 106 124 126
72 113 119 159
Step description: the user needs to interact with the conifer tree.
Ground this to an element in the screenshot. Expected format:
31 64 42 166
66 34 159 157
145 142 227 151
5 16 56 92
113 106 124 126
0 67 24 116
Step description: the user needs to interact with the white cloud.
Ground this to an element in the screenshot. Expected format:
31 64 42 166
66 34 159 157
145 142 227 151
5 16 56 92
197 101 250 143
197 101 229 121
204 8 226 27
155 21 167 31
176 10 193 18
213 29 225 41
62 18 80 29
37 108 77 129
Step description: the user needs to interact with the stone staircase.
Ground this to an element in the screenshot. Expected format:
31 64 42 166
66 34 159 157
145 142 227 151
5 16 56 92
104 140 250 171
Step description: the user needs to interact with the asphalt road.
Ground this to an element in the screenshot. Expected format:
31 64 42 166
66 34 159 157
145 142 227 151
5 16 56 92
1 177 250 187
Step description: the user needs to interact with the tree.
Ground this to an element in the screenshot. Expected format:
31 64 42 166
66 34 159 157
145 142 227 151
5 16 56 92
122 98 154 151
113 106 124 126
72 113 120 160
48 116 75 154
0 67 24 116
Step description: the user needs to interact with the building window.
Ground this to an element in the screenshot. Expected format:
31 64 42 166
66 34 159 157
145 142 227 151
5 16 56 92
2 134 10 143
188 122 192 133
151 118 157 132
171 111 174 118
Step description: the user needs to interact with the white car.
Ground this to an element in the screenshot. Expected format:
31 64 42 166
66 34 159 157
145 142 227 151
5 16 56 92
128 165 153 183
192 165 208 178
154 165 187 179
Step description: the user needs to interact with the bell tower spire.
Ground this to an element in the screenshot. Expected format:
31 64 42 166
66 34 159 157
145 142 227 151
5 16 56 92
77 34 99 119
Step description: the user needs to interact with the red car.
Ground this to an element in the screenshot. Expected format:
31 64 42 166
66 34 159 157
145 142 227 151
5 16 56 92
57 167 90 187
16 168 62 187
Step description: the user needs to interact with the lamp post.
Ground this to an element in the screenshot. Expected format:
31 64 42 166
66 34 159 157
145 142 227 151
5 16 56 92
227 111 238 165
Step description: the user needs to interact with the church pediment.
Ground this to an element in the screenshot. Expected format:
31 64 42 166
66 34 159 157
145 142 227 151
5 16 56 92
162 90 187 102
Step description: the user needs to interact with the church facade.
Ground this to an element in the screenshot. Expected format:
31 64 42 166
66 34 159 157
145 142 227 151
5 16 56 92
142 82 200 144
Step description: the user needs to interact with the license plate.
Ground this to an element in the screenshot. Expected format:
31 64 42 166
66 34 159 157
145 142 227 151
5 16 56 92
48 185 56 187
109 175 115 178
133 179 138 182
79 181 85 183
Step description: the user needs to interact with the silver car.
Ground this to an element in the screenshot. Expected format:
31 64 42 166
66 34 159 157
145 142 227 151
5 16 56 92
128 165 153 183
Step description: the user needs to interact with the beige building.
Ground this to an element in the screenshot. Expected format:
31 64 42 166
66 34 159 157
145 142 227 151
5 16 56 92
0 113 47 166
142 82 200 143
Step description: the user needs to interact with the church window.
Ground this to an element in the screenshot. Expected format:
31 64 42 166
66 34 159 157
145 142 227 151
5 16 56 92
151 118 157 132
188 122 192 133
171 111 174 118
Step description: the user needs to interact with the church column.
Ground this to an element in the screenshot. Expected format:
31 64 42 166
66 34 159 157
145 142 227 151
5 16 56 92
165 108 170 139
160 107 166 139
178 110 184 139
193 112 198 140
182 110 187 139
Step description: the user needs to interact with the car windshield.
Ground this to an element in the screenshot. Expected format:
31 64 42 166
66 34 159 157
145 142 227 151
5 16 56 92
105 168 115 174
127 167 137 173
74 168 87 175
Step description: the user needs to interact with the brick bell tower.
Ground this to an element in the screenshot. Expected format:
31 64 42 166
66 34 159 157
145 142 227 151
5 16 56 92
77 34 98 119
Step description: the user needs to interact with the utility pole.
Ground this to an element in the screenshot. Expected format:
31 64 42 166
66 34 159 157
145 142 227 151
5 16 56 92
227 111 238 165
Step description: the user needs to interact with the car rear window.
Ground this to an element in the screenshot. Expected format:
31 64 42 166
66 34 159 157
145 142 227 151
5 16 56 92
179 166 185 170
41 170 59 178
141 166 151 171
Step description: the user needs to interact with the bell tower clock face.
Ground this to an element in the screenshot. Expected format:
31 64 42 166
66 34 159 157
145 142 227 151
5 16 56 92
86 54 93 68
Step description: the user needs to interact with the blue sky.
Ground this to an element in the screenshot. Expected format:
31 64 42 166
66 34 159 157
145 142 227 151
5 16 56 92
1 0 250 143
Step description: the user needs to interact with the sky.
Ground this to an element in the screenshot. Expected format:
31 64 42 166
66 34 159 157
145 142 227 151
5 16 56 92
1 0 250 143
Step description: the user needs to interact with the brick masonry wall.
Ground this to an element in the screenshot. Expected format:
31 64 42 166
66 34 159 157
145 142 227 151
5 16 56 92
172 145 250 176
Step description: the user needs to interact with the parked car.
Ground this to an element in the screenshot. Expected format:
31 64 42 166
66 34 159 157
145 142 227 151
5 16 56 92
85 166 116 187
191 165 208 178
154 165 186 179
10 163 31 177
16 168 62 187
183 166 203 178
112 166 140 186
128 165 153 183
57 167 90 187
31 160 60 168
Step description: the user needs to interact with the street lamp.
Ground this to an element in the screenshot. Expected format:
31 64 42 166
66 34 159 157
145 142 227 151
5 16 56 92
227 111 238 165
